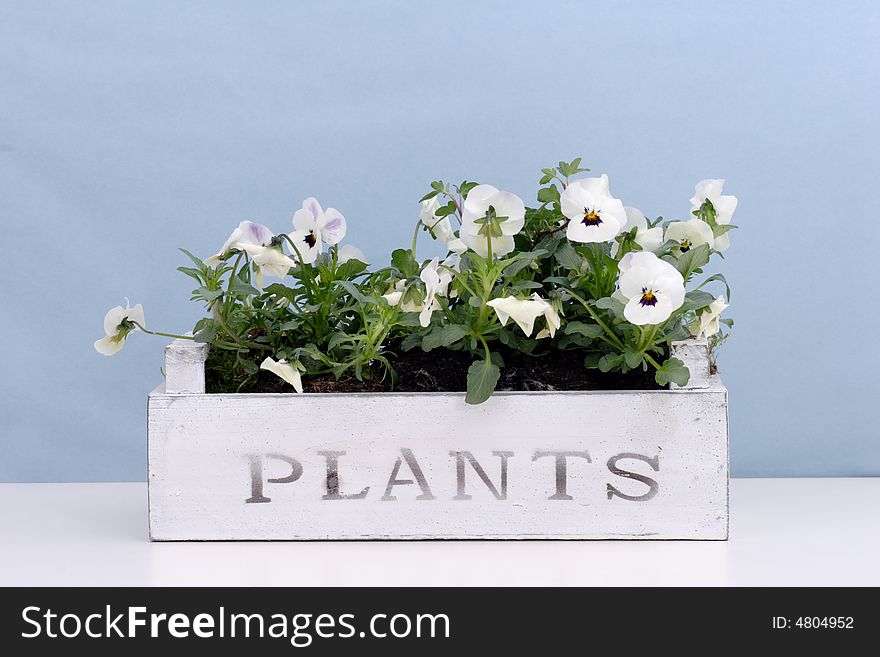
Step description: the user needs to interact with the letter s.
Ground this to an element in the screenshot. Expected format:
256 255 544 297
22 606 41 638
606 453 659 501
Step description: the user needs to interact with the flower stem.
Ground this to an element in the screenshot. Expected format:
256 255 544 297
130 322 194 342
565 289 626 351
644 353 664 372
210 307 272 352
411 220 421 260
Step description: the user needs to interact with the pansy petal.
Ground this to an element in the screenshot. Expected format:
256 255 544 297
260 357 304 393
636 226 664 252
287 230 321 263
239 221 274 246
338 244 367 264
623 207 648 232
126 304 144 328
714 194 738 225
103 306 127 336
490 191 526 235
94 335 124 356
560 184 594 222
318 207 347 245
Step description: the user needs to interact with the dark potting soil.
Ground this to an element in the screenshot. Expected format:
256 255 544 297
205 344 663 394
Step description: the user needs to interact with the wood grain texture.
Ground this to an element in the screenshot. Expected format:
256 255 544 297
670 339 711 389
164 340 208 394
149 379 729 541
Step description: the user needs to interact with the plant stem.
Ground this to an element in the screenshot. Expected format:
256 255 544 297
130 322 194 341
565 289 626 351
443 190 462 223
644 353 664 371
411 220 421 260
210 307 272 352
479 335 492 362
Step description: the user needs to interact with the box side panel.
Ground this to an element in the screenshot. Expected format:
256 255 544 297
148 389 728 540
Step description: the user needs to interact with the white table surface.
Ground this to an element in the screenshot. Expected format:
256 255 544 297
1 479 877 586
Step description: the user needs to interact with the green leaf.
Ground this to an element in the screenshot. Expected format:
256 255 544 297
663 323 690 342
194 287 223 303
624 349 643 369
335 280 369 304
539 173 554 185
335 258 368 280
228 277 261 297
419 190 440 202
264 283 298 304
391 248 419 277
502 249 546 276
554 240 581 270
537 184 560 205
459 181 479 197
510 280 544 290
465 359 500 405
654 357 690 387
712 223 737 237
327 332 357 351
595 296 625 318
422 325 468 351
193 321 218 343
400 332 423 351
564 321 603 339
667 243 711 279
177 266 203 282
679 289 716 314
396 312 426 327
598 353 623 373
179 248 206 269
237 356 259 375
695 273 731 301
435 202 457 217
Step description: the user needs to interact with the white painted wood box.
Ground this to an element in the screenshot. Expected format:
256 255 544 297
148 340 728 541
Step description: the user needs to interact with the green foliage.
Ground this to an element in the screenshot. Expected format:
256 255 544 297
465 358 501 405
654 357 690 387
169 156 734 403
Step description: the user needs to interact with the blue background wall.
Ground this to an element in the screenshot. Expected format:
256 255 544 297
1 1 877 481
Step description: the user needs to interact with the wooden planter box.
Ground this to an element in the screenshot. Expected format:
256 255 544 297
148 340 728 541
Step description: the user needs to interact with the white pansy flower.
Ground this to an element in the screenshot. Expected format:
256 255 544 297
94 303 145 356
383 259 453 327
689 295 729 339
690 179 737 252
238 243 297 288
419 197 443 228
535 295 563 339
612 206 664 255
460 184 525 258
420 198 467 255
289 197 347 264
618 251 686 326
338 244 368 264
205 220 274 268
664 218 715 253
417 257 453 327
562 174 627 243
487 294 557 338
260 357 304 393
381 280 407 308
